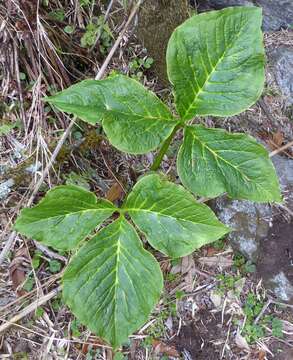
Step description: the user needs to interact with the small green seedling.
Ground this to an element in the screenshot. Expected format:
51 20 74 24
14 7 281 349
243 293 283 343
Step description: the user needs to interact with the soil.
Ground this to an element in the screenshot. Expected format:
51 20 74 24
257 220 293 302
173 311 229 359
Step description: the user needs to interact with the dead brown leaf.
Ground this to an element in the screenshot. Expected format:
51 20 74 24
105 182 124 202
258 350 266 360
206 246 221 256
268 130 284 151
9 247 30 296
152 340 179 357
198 255 233 269
181 255 195 292
235 332 250 351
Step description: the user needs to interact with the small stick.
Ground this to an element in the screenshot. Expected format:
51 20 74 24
0 0 144 267
269 140 293 158
0 286 61 335
253 299 272 325
0 0 145 335
95 0 144 80
90 0 115 52
0 120 75 267
0 272 62 313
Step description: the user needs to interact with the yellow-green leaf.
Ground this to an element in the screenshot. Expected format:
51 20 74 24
124 173 229 258
63 217 163 348
167 7 265 120
14 185 116 250
177 125 281 202
45 75 178 154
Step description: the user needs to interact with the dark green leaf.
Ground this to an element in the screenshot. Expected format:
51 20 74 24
45 75 178 154
63 217 163 348
177 125 281 202
167 7 265 120
14 185 116 250
124 173 229 257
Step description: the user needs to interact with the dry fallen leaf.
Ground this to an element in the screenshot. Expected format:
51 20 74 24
273 130 284 147
181 255 195 292
198 255 233 269
152 340 179 357
106 182 124 202
235 332 250 351
206 246 221 256
9 247 30 296
268 130 284 151
210 290 222 308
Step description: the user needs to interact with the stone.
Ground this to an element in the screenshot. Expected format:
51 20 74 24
195 0 293 31
272 155 293 208
257 222 293 304
269 47 293 106
213 197 272 262
215 154 293 303
256 0 293 31
196 0 253 11
0 179 14 201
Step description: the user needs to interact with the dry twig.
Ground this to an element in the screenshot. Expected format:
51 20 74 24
0 0 144 336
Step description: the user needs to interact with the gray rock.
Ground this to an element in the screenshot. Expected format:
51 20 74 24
257 222 293 304
0 179 14 201
270 272 293 302
196 0 253 11
215 155 293 302
256 0 293 31
269 47 293 106
196 0 293 31
272 155 293 193
272 155 293 215
214 197 272 262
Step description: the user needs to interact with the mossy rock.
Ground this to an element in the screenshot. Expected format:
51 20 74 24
137 0 190 85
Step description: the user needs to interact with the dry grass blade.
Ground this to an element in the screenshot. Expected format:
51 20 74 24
0 286 61 335
0 0 145 337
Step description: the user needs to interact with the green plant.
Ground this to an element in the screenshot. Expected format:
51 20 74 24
81 16 113 53
14 7 281 350
129 56 154 79
242 293 283 343
216 274 241 295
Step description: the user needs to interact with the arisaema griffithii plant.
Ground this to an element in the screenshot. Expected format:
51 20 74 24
15 7 281 349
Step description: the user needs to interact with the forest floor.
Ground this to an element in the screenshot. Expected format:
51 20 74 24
0 1 293 359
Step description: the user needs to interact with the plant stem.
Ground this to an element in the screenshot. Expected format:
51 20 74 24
150 124 182 171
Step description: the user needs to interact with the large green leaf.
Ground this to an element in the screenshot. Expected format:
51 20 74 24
14 185 116 250
166 7 265 120
63 217 163 348
45 75 178 154
177 125 281 202
123 173 229 258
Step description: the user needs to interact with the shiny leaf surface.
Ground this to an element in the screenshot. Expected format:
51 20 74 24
124 174 229 258
46 75 178 154
167 7 265 120
14 185 116 250
177 125 281 202
63 217 163 348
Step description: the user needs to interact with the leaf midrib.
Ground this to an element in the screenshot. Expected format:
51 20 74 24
189 129 251 183
188 128 278 200
127 208 224 228
182 16 249 119
52 100 176 123
19 207 114 225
